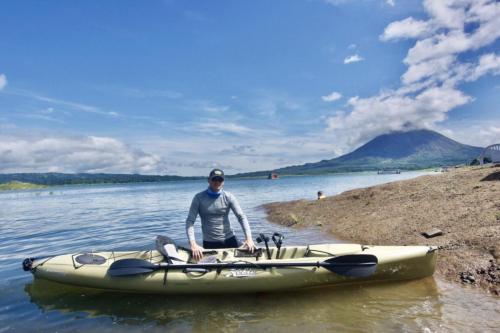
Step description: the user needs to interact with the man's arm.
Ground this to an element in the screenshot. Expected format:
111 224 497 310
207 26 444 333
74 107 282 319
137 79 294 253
185 194 205 260
186 195 203 260
185 194 200 244
227 193 253 244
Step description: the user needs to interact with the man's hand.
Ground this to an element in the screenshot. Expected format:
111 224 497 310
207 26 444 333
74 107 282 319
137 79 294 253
241 239 256 253
190 242 204 261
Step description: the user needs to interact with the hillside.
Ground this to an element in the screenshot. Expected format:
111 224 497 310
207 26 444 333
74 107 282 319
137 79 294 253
0 173 200 186
239 130 483 177
0 181 47 191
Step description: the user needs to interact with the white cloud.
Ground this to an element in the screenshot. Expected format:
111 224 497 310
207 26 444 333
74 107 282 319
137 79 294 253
0 74 7 90
203 105 230 113
10 89 119 117
22 113 66 124
325 0 395 6
196 122 253 135
247 89 305 116
404 3 500 66
133 131 340 176
474 126 500 146
401 55 456 84
439 121 500 147
324 0 350 5
321 91 342 102
0 133 166 174
380 17 432 41
122 88 183 99
326 86 472 146
468 52 500 81
424 0 466 30
344 54 364 64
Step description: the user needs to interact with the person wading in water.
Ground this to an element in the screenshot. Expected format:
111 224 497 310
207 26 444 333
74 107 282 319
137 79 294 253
186 168 256 260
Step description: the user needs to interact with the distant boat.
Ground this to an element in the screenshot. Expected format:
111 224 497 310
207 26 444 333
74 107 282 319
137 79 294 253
377 169 401 175
268 172 279 179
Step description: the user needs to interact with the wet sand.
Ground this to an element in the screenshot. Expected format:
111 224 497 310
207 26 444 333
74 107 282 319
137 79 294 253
263 165 500 295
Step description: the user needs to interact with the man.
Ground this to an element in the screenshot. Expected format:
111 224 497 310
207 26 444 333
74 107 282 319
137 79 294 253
186 168 256 260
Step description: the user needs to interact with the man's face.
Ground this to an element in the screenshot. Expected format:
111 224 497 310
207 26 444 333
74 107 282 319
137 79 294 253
208 177 224 192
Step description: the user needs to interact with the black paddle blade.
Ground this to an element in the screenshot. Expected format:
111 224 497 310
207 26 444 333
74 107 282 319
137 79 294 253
323 254 378 277
108 259 159 277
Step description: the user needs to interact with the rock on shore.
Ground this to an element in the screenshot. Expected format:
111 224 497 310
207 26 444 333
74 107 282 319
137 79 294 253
263 165 500 295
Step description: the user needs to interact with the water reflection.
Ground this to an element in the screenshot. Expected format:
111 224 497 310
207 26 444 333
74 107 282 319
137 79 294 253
25 277 443 332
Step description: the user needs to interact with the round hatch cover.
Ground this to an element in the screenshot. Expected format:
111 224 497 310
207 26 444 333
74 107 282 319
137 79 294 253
75 253 106 265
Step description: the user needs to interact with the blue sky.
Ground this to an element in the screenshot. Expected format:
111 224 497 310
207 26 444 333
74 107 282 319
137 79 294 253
0 0 499 175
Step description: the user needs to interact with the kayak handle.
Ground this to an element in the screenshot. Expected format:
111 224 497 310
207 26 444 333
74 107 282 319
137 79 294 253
22 257 35 271
183 267 211 277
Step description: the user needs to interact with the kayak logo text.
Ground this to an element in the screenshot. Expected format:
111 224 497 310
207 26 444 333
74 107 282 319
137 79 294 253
224 268 257 278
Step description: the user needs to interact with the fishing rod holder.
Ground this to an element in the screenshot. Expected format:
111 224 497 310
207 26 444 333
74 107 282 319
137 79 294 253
256 233 272 259
272 233 284 259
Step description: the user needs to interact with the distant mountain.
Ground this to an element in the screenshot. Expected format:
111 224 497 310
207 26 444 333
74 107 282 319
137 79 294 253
237 129 483 177
0 173 201 186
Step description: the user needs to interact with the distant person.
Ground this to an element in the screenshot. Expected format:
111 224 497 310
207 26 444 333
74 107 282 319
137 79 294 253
317 191 325 200
185 168 256 260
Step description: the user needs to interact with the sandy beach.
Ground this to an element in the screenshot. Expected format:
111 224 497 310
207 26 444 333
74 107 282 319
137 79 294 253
263 165 500 295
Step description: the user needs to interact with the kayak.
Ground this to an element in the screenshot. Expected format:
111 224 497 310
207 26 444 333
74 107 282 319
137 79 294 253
23 241 437 294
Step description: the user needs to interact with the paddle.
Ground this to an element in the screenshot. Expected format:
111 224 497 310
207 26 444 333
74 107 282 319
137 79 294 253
107 254 378 278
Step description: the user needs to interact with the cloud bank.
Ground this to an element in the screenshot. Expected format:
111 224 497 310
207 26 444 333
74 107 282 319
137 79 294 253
321 91 342 102
0 133 166 174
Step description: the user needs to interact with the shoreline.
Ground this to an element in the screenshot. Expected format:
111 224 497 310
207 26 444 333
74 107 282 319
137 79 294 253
263 165 500 296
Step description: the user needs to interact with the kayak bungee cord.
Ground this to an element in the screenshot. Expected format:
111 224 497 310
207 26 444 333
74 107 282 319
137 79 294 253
304 248 336 257
23 249 157 272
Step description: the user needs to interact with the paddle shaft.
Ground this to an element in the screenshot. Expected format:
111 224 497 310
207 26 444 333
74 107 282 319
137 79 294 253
132 260 374 271
108 254 378 277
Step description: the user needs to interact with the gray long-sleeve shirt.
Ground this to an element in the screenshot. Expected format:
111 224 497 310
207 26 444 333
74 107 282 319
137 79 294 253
185 190 252 243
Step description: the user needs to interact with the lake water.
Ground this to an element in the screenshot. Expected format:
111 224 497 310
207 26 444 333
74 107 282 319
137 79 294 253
1 172 499 332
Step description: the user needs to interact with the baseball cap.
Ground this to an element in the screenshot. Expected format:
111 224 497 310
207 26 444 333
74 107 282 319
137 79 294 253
208 168 225 180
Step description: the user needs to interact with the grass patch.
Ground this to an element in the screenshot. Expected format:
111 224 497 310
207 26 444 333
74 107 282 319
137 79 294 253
0 181 47 191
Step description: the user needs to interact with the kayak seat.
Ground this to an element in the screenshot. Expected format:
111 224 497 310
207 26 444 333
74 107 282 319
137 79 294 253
163 243 185 264
156 235 189 263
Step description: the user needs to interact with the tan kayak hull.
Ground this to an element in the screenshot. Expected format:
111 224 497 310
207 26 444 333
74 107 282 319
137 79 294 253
29 244 437 294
